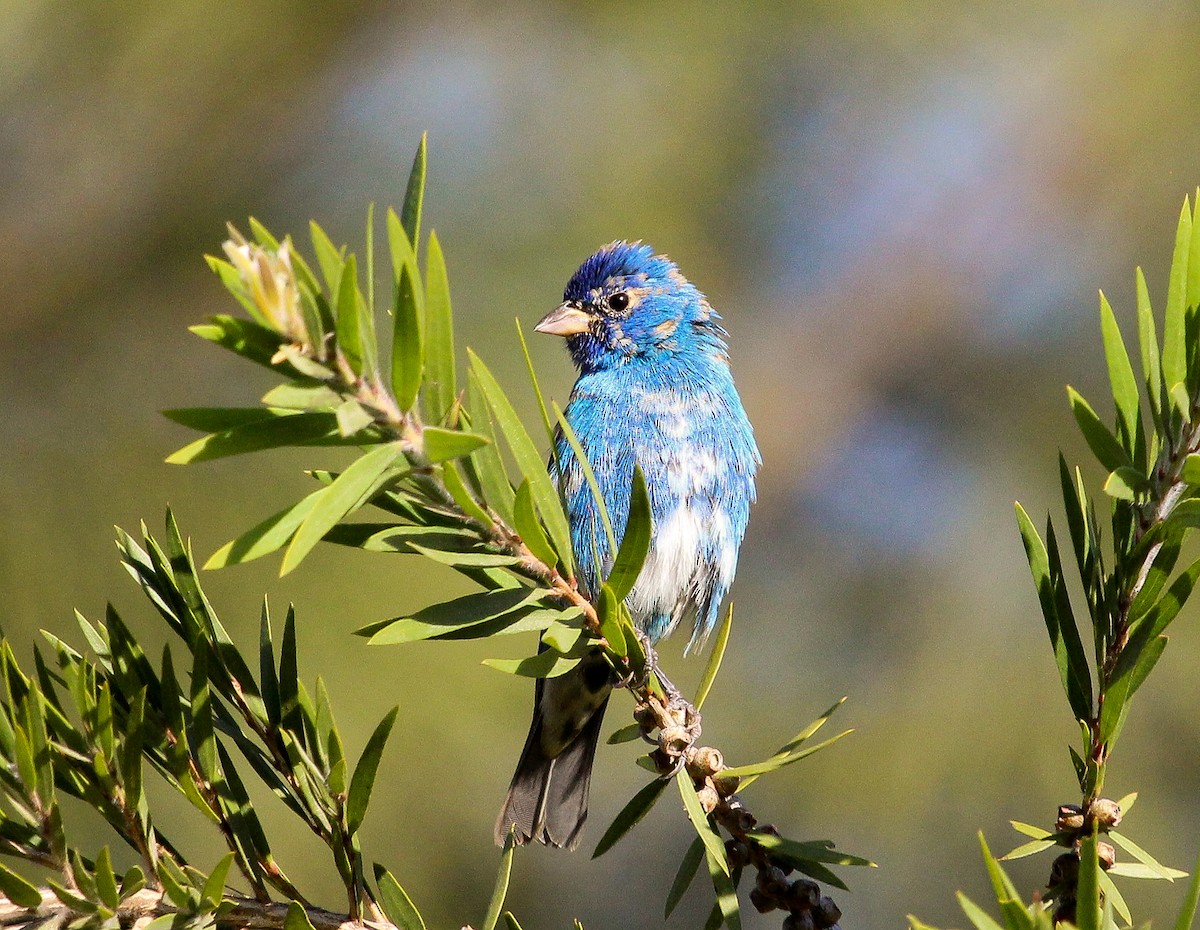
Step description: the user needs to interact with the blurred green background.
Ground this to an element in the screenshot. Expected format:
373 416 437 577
5 2 1200 927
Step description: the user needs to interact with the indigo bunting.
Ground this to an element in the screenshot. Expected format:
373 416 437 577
497 241 759 849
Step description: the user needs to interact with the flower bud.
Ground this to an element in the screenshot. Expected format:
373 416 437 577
1090 798 1122 828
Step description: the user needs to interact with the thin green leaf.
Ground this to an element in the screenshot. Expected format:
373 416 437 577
512 479 558 568
957 892 1006 930
1110 830 1178 880
360 589 544 645
607 465 652 601
1099 290 1142 455
0 861 44 909
1162 200 1193 391
401 133 427 251
201 852 235 907
1137 266 1163 423
515 319 555 447
1097 870 1132 925
502 914 524 930
592 778 669 858
423 231 456 423
335 254 363 374
552 403 618 556
373 864 427 930
1171 846 1200 930
469 351 573 575
705 848 741 930
482 650 580 678
1108 862 1188 880
260 602 281 729
422 427 486 463
285 902 317 930
94 846 120 909
206 491 322 569
391 263 423 412
281 443 404 574
166 412 341 464
1000 839 1057 861
481 829 515 930
722 729 853 778
346 706 399 834
665 836 706 917
1104 466 1148 500
608 723 642 745
676 768 728 875
1010 821 1054 839
694 603 733 711
1068 387 1131 472
750 833 876 868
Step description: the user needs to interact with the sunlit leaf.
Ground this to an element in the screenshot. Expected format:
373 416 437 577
694 603 733 711
392 263 424 413
346 706 399 834
401 133 427 251
166 412 342 464
1162 200 1193 392
482 650 580 678
592 778 669 858
676 769 728 875
374 864 427 930
481 830 515 930
665 836 705 918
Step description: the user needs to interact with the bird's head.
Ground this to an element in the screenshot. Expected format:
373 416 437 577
535 241 727 372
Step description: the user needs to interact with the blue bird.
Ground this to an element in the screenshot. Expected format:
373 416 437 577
497 241 760 850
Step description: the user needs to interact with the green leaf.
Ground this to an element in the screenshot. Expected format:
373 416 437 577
164 406 281 433
596 585 627 657
512 479 558 568
1108 862 1189 880
469 351 574 575
515 319 555 447
722 728 853 779
552 403 618 556
1000 839 1057 861
423 231 456 424
956 892 1006 930
466 371 516 524
705 848 741 930
190 650 218 785
483 650 580 678
206 491 323 569
736 697 847 790
977 833 1033 930
346 705 399 834
482 830 516 930
442 460 493 527
1162 199 1193 392
751 833 876 868
406 542 520 568
421 427 486 464
1097 870 1132 926
1136 267 1164 423
606 466 652 601
285 901 317 930
1110 830 1179 880
281 443 404 574
1183 454 1200 485
0 861 44 909
94 846 120 909
401 133 427 252
360 589 544 645
166 411 341 464
1099 290 1143 455
189 314 289 371
1104 466 1148 500
676 769 728 875
608 723 642 745
1014 504 1092 721
334 254 363 374
373 864 427 930
665 836 706 917
694 603 733 711
1171 846 1200 930
262 383 343 411
259 602 281 729
502 914 525 930
309 221 344 291
592 778 669 858
1068 387 1131 472
391 263 424 413
201 852 235 907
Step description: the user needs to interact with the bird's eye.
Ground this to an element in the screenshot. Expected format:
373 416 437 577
606 292 630 312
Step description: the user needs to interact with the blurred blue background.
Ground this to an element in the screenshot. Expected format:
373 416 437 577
4 3 1200 927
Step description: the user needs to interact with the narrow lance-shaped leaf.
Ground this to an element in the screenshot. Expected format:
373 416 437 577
694 603 733 711
424 231 456 423
1136 266 1163 424
346 706 399 834
705 848 741 930
1067 387 1131 472
281 443 404 575
1099 290 1143 457
401 133 427 252
0 861 43 909
469 351 574 575
466 370 515 525
676 769 729 875
606 465 652 601
373 864 427 930
206 491 323 569
592 778 669 858
553 402 617 555
1077 828 1102 930
665 836 706 918
335 254 364 375
512 479 558 568
166 412 342 465
392 263 424 413
515 319 555 447
1162 199 1193 392
1172 846 1200 930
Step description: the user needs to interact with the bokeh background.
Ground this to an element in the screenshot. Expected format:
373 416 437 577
5 2 1200 927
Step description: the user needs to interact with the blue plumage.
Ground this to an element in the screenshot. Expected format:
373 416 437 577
497 240 759 849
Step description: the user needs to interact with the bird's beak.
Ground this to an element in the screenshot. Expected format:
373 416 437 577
535 302 593 337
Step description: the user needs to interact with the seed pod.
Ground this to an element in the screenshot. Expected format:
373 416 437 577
750 888 776 914
1090 798 1122 828
648 748 674 774
1049 852 1079 887
633 704 657 729
691 746 724 775
786 878 821 911
660 725 691 753
697 781 719 814
725 839 750 869
814 896 842 928
784 911 816 930
757 866 789 898
1098 841 1116 870
1056 804 1085 833
713 772 741 797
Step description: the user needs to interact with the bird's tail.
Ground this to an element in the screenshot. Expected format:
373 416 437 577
496 692 610 851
